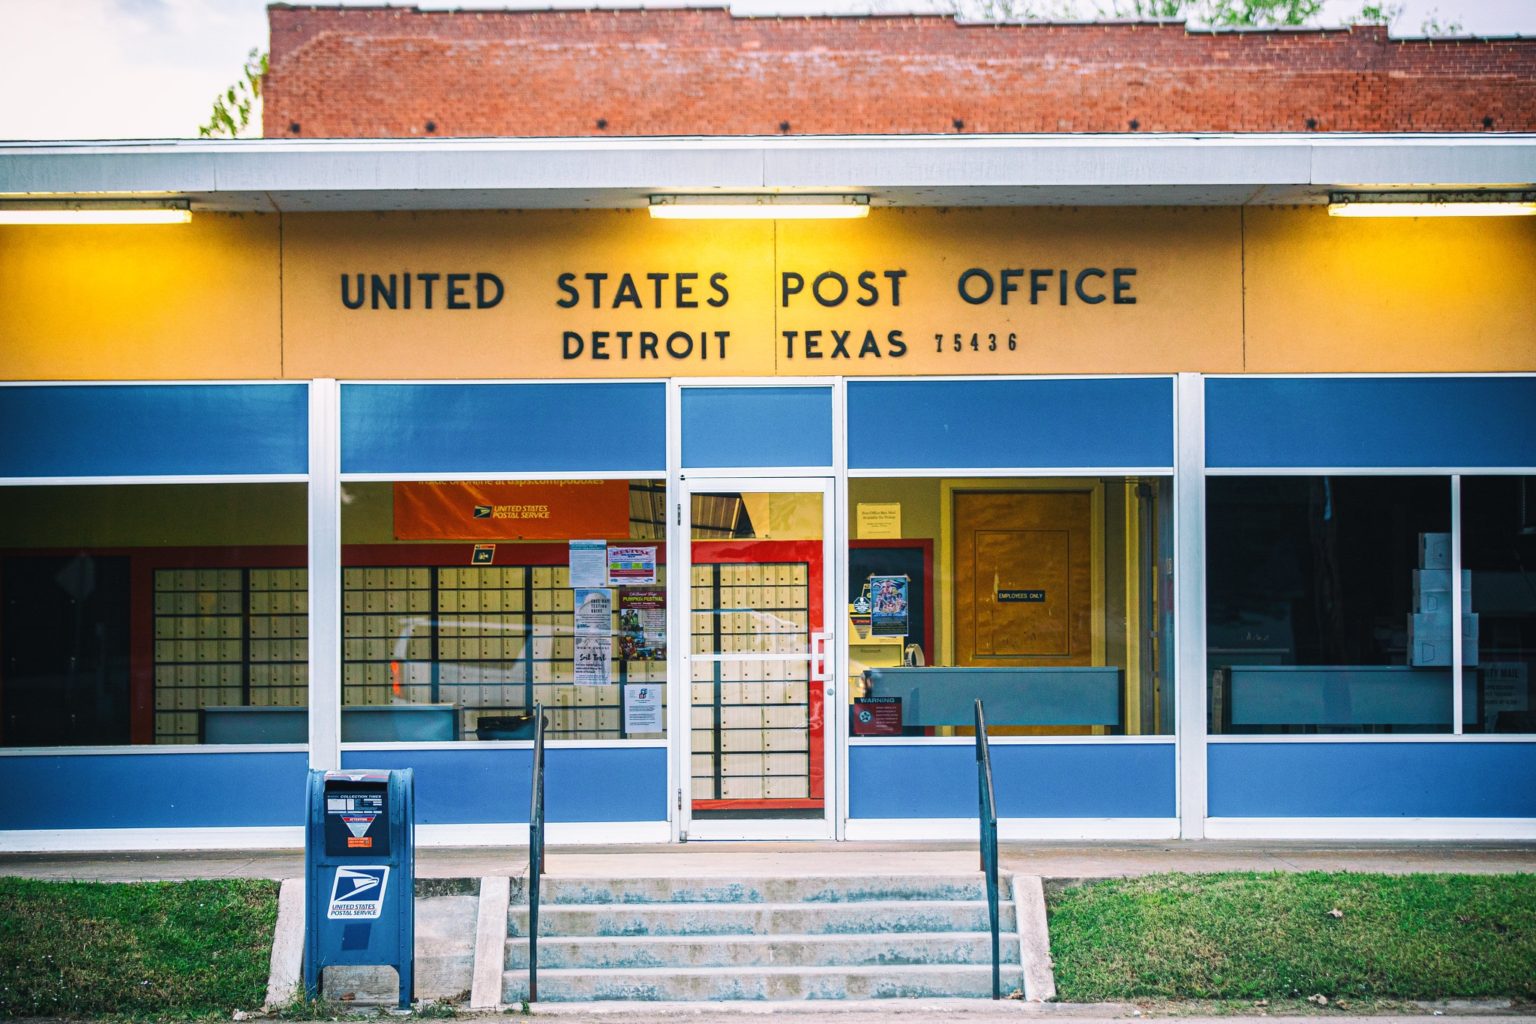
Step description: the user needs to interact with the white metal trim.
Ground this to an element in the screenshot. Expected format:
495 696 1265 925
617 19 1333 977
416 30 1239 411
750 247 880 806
1207 735 1536 744
308 379 342 772
1202 371 1536 380
1205 817 1536 841
679 465 837 479
0 380 313 388
339 377 671 387
421 821 670 846
1174 371 1207 839
1206 466 1536 476
6 134 1534 214
1451 474 1464 735
832 376 850 842
339 471 662 483
673 375 842 388
665 379 684 842
843 372 1179 384
0 744 308 757
0 821 674 853
849 467 1174 478
0 475 308 486
844 818 1180 841
338 739 668 751
0 827 305 853
848 736 1177 746
678 819 837 842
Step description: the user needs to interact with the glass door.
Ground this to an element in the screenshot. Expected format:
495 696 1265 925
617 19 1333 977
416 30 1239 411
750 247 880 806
677 477 836 840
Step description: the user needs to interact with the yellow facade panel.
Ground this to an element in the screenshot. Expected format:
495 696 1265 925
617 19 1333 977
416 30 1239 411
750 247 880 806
0 213 281 380
1244 206 1536 372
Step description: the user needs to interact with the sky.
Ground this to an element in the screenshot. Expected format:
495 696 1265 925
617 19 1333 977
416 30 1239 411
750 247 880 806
0 0 1532 141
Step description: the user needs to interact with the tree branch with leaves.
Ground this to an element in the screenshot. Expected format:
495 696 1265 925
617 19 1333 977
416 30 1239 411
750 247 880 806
199 48 267 139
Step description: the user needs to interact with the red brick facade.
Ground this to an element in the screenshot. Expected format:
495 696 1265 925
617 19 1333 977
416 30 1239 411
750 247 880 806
264 5 1536 138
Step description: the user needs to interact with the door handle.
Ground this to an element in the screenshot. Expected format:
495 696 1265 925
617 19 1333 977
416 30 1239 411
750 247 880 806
810 631 830 682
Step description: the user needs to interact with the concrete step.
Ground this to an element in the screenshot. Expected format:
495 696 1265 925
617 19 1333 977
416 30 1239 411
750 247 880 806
527 874 1006 906
504 930 1019 969
503 962 1024 1002
508 899 1015 938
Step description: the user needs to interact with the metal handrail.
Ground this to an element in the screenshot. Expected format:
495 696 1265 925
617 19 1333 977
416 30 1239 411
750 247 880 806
975 698 1001 1000
528 702 546 1003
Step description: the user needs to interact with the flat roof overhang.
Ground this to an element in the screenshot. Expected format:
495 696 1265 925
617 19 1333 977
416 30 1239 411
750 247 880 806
1 133 1533 212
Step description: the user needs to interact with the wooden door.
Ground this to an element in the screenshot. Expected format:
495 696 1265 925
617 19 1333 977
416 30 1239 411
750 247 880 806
954 491 1093 667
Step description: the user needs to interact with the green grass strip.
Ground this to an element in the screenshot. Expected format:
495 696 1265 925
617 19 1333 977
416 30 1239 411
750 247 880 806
1048 871 1536 1002
0 877 279 1019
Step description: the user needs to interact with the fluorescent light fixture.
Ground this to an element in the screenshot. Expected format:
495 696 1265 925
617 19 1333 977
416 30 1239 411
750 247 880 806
1328 190 1536 218
0 200 192 225
649 194 870 220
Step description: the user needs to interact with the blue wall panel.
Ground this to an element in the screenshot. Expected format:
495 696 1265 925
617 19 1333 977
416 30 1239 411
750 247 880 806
0 384 308 478
849 743 1176 819
1206 377 1536 469
682 387 833 468
848 378 1174 470
342 746 667 823
0 751 308 829
342 383 665 474
1208 742 1536 818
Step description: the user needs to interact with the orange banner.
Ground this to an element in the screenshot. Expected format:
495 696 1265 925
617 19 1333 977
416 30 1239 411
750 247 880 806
393 480 631 540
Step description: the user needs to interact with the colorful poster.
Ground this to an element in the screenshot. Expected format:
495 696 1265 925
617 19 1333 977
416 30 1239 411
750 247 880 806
392 480 630 540
618 588 666 661
870 574 910 638
624 683 663 734
569 540 608 588
608 545 657 585
574 635 612 686
574 588 612 637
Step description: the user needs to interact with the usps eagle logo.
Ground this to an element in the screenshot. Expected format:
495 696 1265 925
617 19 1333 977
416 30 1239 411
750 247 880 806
326 865 390 919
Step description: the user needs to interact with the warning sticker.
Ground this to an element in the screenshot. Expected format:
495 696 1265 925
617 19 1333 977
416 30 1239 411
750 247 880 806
342 814 376 839
328 865 390 919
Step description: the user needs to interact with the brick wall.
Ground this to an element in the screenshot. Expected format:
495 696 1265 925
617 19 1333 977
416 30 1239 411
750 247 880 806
263 5 1536 137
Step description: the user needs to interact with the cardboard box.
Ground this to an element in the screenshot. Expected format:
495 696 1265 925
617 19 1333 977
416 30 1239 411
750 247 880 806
1418 532 1451 569
1407 612 1480 666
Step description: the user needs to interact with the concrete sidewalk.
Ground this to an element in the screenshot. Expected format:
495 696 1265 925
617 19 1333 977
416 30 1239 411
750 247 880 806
2 839 1533 882
530 1013 1527 1023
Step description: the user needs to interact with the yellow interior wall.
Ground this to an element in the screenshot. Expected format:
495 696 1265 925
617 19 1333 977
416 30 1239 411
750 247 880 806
0 213 282 380
0 484 306 548
737 492 825 540
339 482 396 544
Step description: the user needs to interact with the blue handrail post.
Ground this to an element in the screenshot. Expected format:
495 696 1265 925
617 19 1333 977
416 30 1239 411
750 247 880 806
975 699 1001 1000
528 702 546 1003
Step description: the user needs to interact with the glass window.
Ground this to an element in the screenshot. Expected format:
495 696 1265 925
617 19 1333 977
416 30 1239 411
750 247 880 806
844 477 1174 738
339 479 668 742
1461 476 1536 734
0 483 308 746
1206 476 1455 734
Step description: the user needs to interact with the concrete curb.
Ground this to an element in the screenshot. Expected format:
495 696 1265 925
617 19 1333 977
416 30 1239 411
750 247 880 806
264 877 306 1009
1013 874 1057 1002
471 875 511 1009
